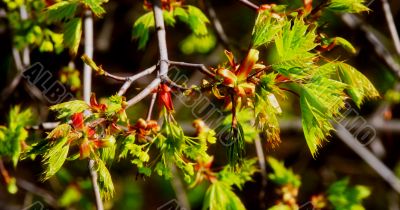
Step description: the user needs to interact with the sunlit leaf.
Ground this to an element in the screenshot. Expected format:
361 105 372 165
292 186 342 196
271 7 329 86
132 12 154 49
327 0 370 13
63 18 82 55
50 100 90 119
42 137 69 180
46 1 78 22
202 181 246 210
336 62 379 107
267 157 301 187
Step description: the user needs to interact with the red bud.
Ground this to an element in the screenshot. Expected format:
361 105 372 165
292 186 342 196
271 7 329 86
71 112 84 130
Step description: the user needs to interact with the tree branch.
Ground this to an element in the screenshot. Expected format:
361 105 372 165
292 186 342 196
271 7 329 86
118 65 157 96
16 178 59 208
153 0 169 77
168 61 215 77
126 78 161 107
147 93 157 120
204 0 233 52
83 9 104 210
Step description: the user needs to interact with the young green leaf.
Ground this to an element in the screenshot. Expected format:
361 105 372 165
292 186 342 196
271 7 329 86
63 18 82 55
335 37 357 54
50 100 90 119
46 1 78 22
185 6 209 36
95 159 115 200
82 0 107 17
327 0 370 13
327 178 371 210
218 158 258 189
0 106 32 167
255 74 283 147
274 18 317 63
132 12 155 49
336 62 379 107
202 181 246 210
267 157 301 188
252 10 283 48
42 137 69 180
299 77 347 156
268 204 292 210
179 33 216 55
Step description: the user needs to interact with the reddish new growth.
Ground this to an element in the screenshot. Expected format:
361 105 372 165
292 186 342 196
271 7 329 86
212 49 264 109
143 0 183 11
158 83 174 112
129 118 160 143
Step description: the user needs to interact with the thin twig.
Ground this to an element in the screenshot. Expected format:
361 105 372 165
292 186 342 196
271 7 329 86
381 0 400 55
238 0 259 11
341 14 400 78
126 78 161 107
118 65 157 96
254 138 267 209
83 9 104 210
16 178 59 208
204 0 233 51
147 93 157 120
89 159 103 210
169 61 215 77
335 125 400 193
0 159 11 183
83 10 94 103
20 5 30 67
163 76 189 91
153 0 169 77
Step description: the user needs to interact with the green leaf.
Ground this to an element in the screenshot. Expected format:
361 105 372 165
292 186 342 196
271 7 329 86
267 157 301 187
42 137 69 180
50 100 90 119
336 63 379 107
63 18 82 55
218 158 258 189
252 10 284 48
82 0 107 17
202 181 246 210
299 77 347 156
58 185 82 207
163 10 176 26
39 40 54 52
46 1 78 22
335 37 356 54
174 7 189 21
268 204 292 210
179 33 216 55
274 18 317 63
7 177 18 194
255 74 283 147
95 159 115 200
327 178 371 210
327 0 370 13
0 106 32 167
46 124 71 140
185 6 209 36
132 12 155 49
